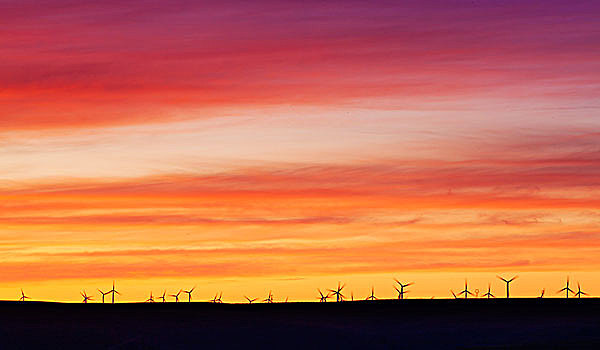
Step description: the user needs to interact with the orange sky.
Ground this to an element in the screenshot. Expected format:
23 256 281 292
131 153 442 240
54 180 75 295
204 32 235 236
1 0 599 302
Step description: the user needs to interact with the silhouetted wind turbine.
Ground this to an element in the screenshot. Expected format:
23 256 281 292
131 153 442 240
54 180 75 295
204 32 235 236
158 291 167 303
366 286 377 301
109 281 120 304
170 290 182 302
183 286 195 303
211 292 223 303
497 275 518 298
317 289 330 302
539 288 545 298
81 290 93 303
98 289 109 303
394 279 413 299
245 296 258 304
574 283 588 298
19 289 30 302
450 290 458 299
263 291 274 303
146 291 155 303
557 277 575 299
482 283 495 299
457 280 473 299
329 282 345 302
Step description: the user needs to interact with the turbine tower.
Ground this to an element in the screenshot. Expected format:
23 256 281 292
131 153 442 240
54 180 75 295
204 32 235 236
19 289 30 302
109 281 120 304
317 289 330 302
146 291 155 303
158 291 167 303
497 275 518 298
366 286 377 301
81 290 93 303
482 283 495 299
328 282 345 302
557 277 575 299
170 290 182 302
263 291 274 303
98 289 110 303
183 286 195 303
574 283 588 298
211 292 223 303
394 279 413 299
457 280 473 299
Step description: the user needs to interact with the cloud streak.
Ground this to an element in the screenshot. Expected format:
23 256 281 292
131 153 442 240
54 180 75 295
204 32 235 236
2 0 599 130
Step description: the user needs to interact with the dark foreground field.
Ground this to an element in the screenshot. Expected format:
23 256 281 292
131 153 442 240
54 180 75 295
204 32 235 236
0 298 599 349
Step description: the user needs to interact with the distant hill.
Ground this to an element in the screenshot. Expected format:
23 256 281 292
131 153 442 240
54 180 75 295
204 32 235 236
0 299 599 349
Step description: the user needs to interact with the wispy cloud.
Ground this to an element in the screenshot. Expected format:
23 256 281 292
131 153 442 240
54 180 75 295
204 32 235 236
2 0 598 130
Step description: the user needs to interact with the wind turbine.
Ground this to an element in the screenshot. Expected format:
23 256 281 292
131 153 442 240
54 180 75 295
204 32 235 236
244 296 258 304
457 280 473 299
183 286 195 303
19 289 30 302
497 275 518 298
170 290 182 302
557 277 575 299
211 292 223 303
263 291 274 303
482 283 495 299
81 290 93 303
450 290 458 299
146 291 155 303
329 282 345 302
98 289 110 303
158 291 167 303
574 283 588 298
394 279 413 299
366 286 377 301
538 289 545 298
109 281 120 304
317 289 330 302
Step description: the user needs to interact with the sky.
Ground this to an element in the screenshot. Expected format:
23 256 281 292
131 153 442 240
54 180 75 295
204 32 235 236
1 0 599 302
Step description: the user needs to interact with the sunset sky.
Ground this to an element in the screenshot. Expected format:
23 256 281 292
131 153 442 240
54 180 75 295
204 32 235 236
1 0 599 302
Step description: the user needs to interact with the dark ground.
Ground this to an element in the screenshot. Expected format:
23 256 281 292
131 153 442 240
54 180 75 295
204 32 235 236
0 298 599 349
